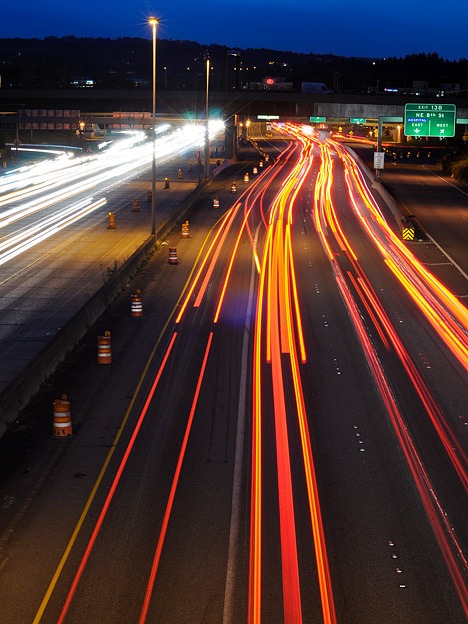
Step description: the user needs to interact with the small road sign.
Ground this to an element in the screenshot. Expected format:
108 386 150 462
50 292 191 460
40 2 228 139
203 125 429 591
374 152 385 169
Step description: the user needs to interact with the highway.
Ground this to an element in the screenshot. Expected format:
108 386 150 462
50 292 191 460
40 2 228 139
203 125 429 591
0 128 466 623
0 124 224 421
348 142 468 280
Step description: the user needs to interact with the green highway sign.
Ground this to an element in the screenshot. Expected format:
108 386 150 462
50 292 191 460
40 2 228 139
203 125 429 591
404 103 456 137
310 116 327 123
350 117 366 124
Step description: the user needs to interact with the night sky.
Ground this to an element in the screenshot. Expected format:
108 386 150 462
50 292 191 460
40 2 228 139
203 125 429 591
1 0 467 60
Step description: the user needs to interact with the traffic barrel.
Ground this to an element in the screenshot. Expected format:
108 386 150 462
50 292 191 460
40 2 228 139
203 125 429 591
97 331 112 364
253 166 258 174
132 198 140 212
53 394 72 437
168 247 178 264
230 183 237 193
213 195 220 208
164 177 170 189
244 172 249 182
181 221 189 238
146 190 152 202
131 289 143 317
107 212 116 229
177 168 183 179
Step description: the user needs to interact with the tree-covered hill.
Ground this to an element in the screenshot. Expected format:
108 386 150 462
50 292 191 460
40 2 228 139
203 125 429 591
0 36 466 94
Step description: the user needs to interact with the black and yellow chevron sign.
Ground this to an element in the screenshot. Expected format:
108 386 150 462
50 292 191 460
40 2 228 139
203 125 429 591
402 224 415 240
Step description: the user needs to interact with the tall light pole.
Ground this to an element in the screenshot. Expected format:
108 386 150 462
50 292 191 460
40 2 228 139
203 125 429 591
204 53 210 180
149 17 159 235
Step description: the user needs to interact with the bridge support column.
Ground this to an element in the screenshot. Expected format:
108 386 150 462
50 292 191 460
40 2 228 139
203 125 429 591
224 115 236 160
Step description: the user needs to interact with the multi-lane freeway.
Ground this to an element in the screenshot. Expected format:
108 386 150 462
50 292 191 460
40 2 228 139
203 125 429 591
0 126 466 623
0 124 225 422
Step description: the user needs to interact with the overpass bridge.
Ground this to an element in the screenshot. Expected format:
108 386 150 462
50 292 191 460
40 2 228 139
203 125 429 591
1 90 467 159
1 88 467 120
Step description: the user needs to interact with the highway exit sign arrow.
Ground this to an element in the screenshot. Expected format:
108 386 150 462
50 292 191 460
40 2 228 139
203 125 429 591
404 103 456 137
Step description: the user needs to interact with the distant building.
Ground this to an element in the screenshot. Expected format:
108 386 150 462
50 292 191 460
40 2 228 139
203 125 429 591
246 77 293 91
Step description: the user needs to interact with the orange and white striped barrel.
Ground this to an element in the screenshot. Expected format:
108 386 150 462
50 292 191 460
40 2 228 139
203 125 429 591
97 331 112 364
168 247 178 264
132 198 140 212
53 394 72 437
107 212 116 229
181 221 189 238
213 195 220 207
131 289 143 317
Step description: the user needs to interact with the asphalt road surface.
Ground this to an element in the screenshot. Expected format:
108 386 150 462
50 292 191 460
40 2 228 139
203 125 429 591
0 133 466 623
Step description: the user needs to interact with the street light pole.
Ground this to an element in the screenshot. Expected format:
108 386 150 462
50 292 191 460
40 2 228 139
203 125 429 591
204 53 210 180
149 17 159 236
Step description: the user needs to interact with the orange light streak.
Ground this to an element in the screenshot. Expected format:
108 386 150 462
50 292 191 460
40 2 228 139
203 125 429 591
213 206 252 323
308 132 468 615
338 144 468 372
175 207 234 323
249 133 338 623
193 203 244 308
57 331 179 624
356 273 468 490
249 228 269 624
285 223 307 363
269 230 303 621
139 331 214 623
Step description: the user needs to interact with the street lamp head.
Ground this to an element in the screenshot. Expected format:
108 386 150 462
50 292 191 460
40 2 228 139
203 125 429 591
148 17 159 26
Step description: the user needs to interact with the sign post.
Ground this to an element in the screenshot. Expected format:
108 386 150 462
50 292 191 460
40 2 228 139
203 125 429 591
404 103 456 137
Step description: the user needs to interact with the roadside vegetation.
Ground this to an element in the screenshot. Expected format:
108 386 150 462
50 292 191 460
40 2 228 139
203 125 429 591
440 149 468 184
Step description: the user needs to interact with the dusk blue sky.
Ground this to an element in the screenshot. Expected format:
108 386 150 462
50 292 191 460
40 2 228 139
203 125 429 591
1 0 467 60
